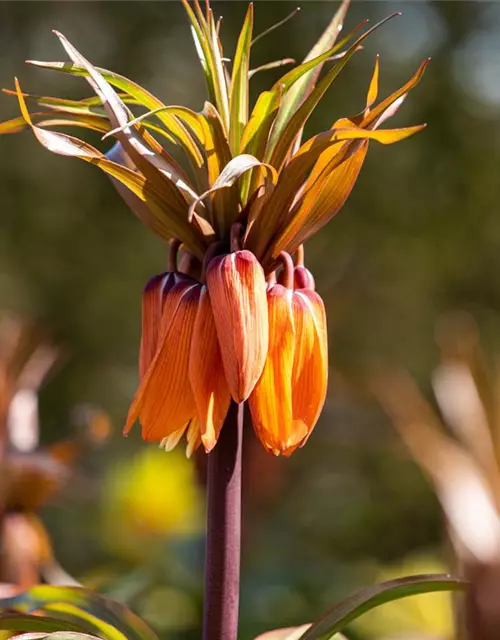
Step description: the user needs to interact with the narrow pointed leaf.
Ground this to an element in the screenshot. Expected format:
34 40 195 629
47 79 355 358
181 0 230 131
0 614 83 634
0 112 111 135
52 32 197 202
0 585 159 640
271 0 350 144
366 55 380 109
268 14 400 171
15 79 205 256
363 58 430 127
248 58 295 79
25 59 203 171
299 574 466 640
189 154 277 231
229 3 253 153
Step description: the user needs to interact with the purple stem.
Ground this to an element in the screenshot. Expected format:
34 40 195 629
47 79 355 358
202 401 243 640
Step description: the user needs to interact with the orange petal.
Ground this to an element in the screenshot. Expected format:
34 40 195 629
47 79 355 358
292 290 328 445
249 284 306 455
160 424 189 452
186 418 203 458
125 280 201 441
139 272 173 380
206 250 268 402
189 286 231 452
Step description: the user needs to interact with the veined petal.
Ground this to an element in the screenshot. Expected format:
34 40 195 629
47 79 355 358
139 272 196 380
292 290 328 443
125 280 201 441
206 251 269 402
249 285 306 455
186 418 203 458
139 272 173 380
160 425 188 452
189 286 231 452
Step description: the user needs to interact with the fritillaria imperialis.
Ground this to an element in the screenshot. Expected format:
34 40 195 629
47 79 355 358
1 1 428 456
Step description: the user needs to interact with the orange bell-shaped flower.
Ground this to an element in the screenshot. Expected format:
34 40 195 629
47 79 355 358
206 250 268 403
125 278 201 442
248 282 303 455
292 288 328 444
189 285 231 452
249 252 328 455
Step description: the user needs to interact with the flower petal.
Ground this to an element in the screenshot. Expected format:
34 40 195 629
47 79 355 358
125 280 201 441
186 418 203 458
249 284 306 455
292 290 328 444
139 272 173 380
189 286 231 452
206 251 269 402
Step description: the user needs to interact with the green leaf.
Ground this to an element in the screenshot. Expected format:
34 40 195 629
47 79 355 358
52 31 198 204
189 153 277 230
0 585 159 640
229 3 253 154
298 574 466 640
181 0 230 132
14 78 206 257
271 0 350 145
0 614 83 634
24 59 202 173
0 111 111 135
268 14 400 171
248 59 295 79
239 89 282 203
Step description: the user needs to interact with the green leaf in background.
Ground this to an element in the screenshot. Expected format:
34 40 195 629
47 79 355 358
0 614 83 634
0 585 159 640
298 574 466 640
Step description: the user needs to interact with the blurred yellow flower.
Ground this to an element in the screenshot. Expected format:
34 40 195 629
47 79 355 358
353 554 454 639
102 448 203 559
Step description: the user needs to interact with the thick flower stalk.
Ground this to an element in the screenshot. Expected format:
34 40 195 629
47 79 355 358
1 1 428 637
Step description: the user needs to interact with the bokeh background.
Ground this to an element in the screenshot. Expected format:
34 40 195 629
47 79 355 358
0 1 498 638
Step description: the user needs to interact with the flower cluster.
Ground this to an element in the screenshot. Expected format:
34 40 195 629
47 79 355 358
1 0 428 455
125 237 327 456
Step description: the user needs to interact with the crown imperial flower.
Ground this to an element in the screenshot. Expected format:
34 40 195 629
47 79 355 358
1 0 428 455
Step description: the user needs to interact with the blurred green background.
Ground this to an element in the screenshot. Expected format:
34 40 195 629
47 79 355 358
0 1 497 638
